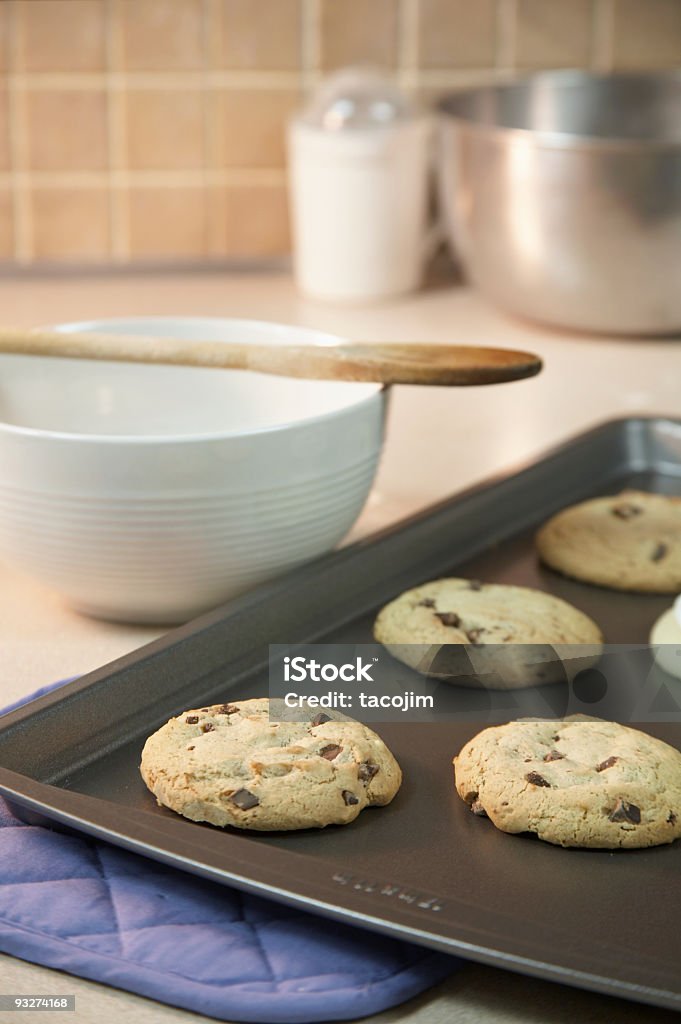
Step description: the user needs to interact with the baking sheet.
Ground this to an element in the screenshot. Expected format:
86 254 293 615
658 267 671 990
2 416 681 1011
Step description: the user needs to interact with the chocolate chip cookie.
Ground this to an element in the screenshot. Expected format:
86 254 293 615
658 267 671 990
373 578 603 689
454 717 681 848
140 698 402 831
536 491 681 593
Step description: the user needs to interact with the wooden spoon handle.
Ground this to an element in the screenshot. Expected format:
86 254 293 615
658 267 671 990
0 327 251 370
0 327 541 386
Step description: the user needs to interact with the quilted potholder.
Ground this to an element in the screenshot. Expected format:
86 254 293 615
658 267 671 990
0 683 458 1023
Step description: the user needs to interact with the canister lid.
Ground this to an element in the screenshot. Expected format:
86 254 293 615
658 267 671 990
296 67 416 131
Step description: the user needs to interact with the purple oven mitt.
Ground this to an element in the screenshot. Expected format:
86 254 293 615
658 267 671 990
0 681 459 1023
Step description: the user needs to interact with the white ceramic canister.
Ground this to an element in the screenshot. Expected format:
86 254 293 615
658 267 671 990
288 68 434 303
650 594 681 681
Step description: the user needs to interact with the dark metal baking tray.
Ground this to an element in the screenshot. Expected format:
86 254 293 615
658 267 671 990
2 416 681 1012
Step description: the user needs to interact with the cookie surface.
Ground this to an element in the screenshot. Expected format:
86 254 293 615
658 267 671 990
140 698 402 831
373 578 602 689
454 717 681 849
536 490 681 593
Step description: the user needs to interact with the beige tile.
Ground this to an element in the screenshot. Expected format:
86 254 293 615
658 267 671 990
220 0 301 69
516 0 593 68
27 89 108 171
128 186 207 258
126 89 204 170
613 0 681 68
0 86 9 171
320 0 398 70
213 89 298 168
212 183 289 256
119 0 205 70
31 186 110 260
0 2 10 72
0 189 14 259
419 0 496 69
16 0 106 72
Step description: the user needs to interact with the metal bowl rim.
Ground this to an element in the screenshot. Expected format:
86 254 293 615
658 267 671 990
437 69 681 152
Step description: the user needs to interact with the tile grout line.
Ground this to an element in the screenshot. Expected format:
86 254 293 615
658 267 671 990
205 0 222 72
6 1 32 264
397 0 420 93
3 66 519 93
200 0 214 257
0 169 288 187
6 70 305 90
592 0 615 72
496 0 517 72
301 0 321 93
204 0 220 258
105 0 128 262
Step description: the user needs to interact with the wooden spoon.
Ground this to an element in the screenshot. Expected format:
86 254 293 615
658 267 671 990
0 326 542 387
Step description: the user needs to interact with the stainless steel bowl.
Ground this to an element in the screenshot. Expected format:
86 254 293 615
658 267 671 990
438 71 681 335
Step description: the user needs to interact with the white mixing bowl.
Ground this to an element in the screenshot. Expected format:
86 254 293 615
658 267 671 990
0 317 386 623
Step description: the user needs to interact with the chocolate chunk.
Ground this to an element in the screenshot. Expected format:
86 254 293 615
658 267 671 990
311 712 331 726
230 788 259 810
651 542 668 562
525 772 551 787
463 791 478 805
435 611 461 628
358 762 379 782
187 745 195 751
466 627 485 645
612 503 643 520
320 744 342 761
469 580 483 591
342 790 359 806
200 722 215 733
418 598 436 608
543 749 565 762
608 798 641 824
668 812 677 826
217 704 239 715
470 799 487 817
596 756 618 772
185 715 199 724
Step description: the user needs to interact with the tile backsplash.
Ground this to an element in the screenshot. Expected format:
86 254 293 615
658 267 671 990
0 0 679 266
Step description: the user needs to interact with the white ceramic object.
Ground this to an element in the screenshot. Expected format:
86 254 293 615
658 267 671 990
650 595 681 681
0 317 386 624
288 68 433 303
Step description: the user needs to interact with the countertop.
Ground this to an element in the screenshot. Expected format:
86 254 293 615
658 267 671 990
0 269 680 1024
